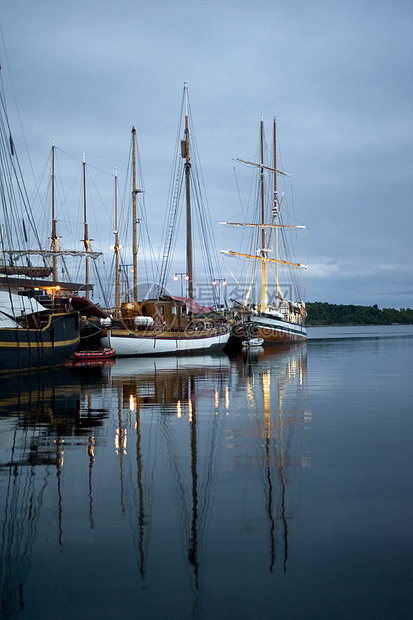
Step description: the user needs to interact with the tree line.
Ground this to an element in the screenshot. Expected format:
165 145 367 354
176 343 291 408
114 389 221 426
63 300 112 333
305 302 413 326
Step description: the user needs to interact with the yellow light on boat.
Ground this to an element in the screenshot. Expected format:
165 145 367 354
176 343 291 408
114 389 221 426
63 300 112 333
177 401 181 418
126 303 133 310
55 285 61 291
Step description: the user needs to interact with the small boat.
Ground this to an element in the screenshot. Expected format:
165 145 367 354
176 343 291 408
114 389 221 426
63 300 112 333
73 348 116 361
242 337 264 348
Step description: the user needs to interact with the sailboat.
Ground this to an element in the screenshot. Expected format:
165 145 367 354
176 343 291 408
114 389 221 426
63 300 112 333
0 67 82 373
100 84 231 356
221 117 307 345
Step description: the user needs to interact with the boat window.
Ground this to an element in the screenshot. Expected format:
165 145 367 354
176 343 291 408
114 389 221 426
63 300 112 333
142 306 147 315
181 307 186 315
172 306 177 315
160 306 164 314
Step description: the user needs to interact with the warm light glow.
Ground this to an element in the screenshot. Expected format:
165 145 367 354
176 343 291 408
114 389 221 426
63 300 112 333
88 436 95 460
174 275 178 281
225 386 229 410
212 280 216 286
55 285 61 291
177 401 182 418
115 428 127 454
126 302 133 310
215 389 219 409
185 275 189 280
188 399 193 422
129 394 136 411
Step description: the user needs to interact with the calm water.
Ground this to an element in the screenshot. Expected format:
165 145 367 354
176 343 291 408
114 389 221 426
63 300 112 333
1 326 412 619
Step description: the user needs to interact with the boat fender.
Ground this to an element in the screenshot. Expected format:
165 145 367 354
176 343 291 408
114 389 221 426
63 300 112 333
134 316 155 328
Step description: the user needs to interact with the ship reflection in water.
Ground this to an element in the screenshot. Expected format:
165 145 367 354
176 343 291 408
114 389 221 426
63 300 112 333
0 346 310 619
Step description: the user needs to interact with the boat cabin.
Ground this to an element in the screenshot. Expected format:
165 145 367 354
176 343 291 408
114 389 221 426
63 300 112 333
121 296 189 331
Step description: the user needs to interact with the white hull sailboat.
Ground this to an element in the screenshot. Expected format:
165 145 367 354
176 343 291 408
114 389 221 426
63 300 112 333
102 327 230 356
221 117 307 345
100 84 230 356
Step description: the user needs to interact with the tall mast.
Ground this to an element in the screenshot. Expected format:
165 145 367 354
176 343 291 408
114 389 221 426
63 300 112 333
82 153 90 299
132 127 138 305
183 83 193 299
114 167 120 316
260 116 267 313
51 138 58 281
273 118 279 310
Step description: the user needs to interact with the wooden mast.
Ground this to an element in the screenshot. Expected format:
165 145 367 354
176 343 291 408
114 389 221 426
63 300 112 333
114 167 120 317
183 83 193 300
132 127 138 306
260 116 267 313
82 153 90 299
51 138 58 281
273 118 279 310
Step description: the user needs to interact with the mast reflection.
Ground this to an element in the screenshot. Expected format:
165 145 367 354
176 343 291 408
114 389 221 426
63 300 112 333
106 354 231 589
0 347 310 617
229 343 310 572
0 368 109 619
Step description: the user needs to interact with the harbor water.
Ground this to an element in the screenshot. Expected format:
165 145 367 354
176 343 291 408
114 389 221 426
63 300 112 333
1 325 412 619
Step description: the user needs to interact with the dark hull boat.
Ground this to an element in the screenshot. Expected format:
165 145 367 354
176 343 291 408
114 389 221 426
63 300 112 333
0 309 80 374
0 61 82 373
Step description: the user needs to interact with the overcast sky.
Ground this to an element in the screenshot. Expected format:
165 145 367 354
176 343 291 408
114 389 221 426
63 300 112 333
1 0 412 308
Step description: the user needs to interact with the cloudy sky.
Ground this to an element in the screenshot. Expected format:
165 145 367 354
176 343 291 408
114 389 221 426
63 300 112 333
1 0 412 308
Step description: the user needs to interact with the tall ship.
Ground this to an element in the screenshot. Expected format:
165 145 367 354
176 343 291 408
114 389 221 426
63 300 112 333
100 84 230 355
220 117 307 345
0 64 83 373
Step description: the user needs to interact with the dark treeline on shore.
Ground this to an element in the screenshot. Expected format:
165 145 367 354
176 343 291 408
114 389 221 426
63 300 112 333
306 302 413 326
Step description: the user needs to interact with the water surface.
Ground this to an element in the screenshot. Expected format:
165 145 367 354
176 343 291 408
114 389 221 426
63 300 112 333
1 326 412 619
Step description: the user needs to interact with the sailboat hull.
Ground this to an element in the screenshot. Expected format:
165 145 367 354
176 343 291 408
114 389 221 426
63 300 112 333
100 327 230 356
228 312 306 347
0 312 80 373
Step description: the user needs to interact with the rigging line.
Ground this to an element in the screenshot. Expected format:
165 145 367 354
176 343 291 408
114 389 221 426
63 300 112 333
233 166 243 211
0 33 40 196
244 260 259 305
91 257 109 307
55 147 115 177
221 255 242 287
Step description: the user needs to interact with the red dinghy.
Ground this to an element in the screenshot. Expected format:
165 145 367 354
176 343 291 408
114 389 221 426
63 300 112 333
73 348 116 361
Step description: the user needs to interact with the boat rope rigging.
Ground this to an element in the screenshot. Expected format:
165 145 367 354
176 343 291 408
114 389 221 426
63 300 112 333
157 84 223 304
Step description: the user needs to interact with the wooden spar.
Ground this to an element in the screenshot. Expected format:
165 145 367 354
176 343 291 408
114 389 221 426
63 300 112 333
183 83 193 300
219 222 305 229
232 158 290 176
221 249 307 269
260 117 266 312
82 153 89 299
51 138 58 280
114 167 120 317
132 127 138 305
